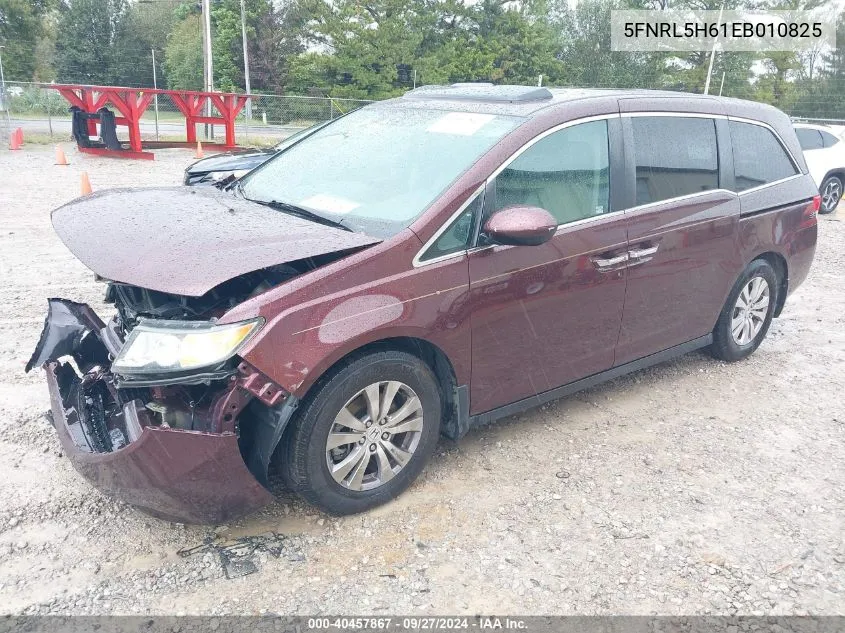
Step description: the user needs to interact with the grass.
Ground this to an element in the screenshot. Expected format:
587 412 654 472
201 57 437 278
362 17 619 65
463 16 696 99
18 132 60 146
8 110 70 121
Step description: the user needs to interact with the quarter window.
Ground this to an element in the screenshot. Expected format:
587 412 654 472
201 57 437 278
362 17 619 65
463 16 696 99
491 120 610 226
631 116 719 205
820 130 841 148
730 121 799 192
418 194 481 262
795 127 823 150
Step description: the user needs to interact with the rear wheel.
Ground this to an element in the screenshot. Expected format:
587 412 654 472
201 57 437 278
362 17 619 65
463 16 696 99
278 350 441 515
710 259 778 362
819 175 842 214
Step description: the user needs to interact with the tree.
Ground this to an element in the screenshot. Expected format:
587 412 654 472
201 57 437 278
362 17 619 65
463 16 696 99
33 10 58 82
0 0 51 80
289 0 567 98
792 11 845 118
418 0 565 86
751 0 827 110
55 0 130 84
289 0 430 98
163 13 204 90
553 0 664 89
113 0 179 87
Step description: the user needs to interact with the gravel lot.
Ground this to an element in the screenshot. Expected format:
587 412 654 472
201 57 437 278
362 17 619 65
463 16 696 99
0 145 843 616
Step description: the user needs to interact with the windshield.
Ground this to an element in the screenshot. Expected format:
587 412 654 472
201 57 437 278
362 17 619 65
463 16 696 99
271 121 329 151
240 106 522 237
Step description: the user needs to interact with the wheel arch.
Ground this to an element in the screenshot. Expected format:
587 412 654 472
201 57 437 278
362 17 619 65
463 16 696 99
295 336 462 438
754 251 788 317
821 168 845 186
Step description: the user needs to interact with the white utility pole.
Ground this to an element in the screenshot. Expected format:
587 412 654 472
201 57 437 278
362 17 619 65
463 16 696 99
0 46 10 135
703 3 725 95
151 49 160 140
240 0 252 121
202 0 214 139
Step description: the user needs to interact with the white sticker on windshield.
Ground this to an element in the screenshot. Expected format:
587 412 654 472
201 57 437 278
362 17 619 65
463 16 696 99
427 112 496 136
301 194 360 214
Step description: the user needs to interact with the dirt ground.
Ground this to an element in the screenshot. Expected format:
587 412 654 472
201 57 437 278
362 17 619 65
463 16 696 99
0 145 843 616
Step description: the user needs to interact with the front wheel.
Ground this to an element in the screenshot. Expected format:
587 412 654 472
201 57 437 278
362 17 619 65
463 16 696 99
277 350 442 515
710 259 779 362
819 175 842 214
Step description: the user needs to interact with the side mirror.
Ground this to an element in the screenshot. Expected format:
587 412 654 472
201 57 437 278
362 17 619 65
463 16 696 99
482 205 557 247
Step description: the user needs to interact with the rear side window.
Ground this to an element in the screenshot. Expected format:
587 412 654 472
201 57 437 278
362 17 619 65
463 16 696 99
631 116 719 205
820 130 841 148
730 121 798 192
795 128 823 150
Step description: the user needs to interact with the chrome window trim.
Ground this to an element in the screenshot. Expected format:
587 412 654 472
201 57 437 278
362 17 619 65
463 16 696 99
623 112 805 201
622 111 728 120
412 184 485 268
467 207 629 259
410 110 806 269
484 113 619 185
734 173 804 196
624 188 736 214
413 113 618 269
548 207 626 232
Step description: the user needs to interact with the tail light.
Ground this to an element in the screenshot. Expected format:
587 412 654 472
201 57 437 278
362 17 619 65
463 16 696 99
800 195 820 229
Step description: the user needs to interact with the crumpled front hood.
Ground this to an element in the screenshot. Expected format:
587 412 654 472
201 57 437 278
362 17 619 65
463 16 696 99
52 187 380 297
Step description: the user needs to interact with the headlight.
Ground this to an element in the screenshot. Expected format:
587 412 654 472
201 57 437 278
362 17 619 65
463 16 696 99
112 318 262 375
207 169 250 181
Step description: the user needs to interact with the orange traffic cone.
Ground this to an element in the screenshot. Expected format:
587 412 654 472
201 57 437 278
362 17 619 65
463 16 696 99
9 128 23 150
195 141 204 159
80 172 93 196
55 145 69 166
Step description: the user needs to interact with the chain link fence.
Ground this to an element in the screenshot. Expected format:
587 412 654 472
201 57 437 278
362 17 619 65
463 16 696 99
2 79 843 149
0 82 373 147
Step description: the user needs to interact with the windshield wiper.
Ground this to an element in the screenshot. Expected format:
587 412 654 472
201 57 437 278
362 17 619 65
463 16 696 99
254 199 352 232
229 180 245 196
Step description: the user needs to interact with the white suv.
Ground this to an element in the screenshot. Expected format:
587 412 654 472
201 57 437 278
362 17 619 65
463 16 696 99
794 122 845 214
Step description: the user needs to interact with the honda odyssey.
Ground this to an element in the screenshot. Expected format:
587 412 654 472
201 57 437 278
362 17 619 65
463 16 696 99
27 84 818 523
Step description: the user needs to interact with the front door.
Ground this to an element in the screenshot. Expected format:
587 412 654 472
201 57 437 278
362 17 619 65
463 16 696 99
468 118 629 414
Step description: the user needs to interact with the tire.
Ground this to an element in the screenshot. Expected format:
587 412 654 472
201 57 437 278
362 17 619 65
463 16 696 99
819 175 842 215
710 259 779 362
277 349 442 515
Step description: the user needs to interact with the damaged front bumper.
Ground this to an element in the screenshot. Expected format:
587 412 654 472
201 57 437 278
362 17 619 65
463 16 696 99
29 299 288 524
45 363 273 523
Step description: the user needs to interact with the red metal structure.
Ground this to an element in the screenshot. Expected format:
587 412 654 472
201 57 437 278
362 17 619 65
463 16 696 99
48 84 250 160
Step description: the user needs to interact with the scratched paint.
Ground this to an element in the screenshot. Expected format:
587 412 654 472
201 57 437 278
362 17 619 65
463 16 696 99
317 295 404 344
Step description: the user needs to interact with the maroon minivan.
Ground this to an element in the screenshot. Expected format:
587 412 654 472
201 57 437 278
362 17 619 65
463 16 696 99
28 85 818 523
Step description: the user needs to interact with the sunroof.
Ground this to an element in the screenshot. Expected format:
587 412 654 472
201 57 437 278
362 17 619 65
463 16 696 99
404 84 554 104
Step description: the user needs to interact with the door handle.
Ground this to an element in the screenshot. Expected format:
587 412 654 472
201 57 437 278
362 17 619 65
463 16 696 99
591 253 629 269
628 245 659 259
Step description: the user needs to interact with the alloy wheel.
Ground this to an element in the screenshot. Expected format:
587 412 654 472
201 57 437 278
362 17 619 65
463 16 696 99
325 381 424 491
731 276 770 346
822 178 842 213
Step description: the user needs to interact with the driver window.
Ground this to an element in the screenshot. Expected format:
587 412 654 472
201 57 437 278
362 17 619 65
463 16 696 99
491 120 610 226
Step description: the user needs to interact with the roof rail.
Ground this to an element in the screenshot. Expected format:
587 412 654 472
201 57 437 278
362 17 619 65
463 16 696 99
404 84 554 104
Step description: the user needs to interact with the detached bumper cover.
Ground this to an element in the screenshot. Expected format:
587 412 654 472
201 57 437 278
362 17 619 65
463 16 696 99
45 363 273 524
